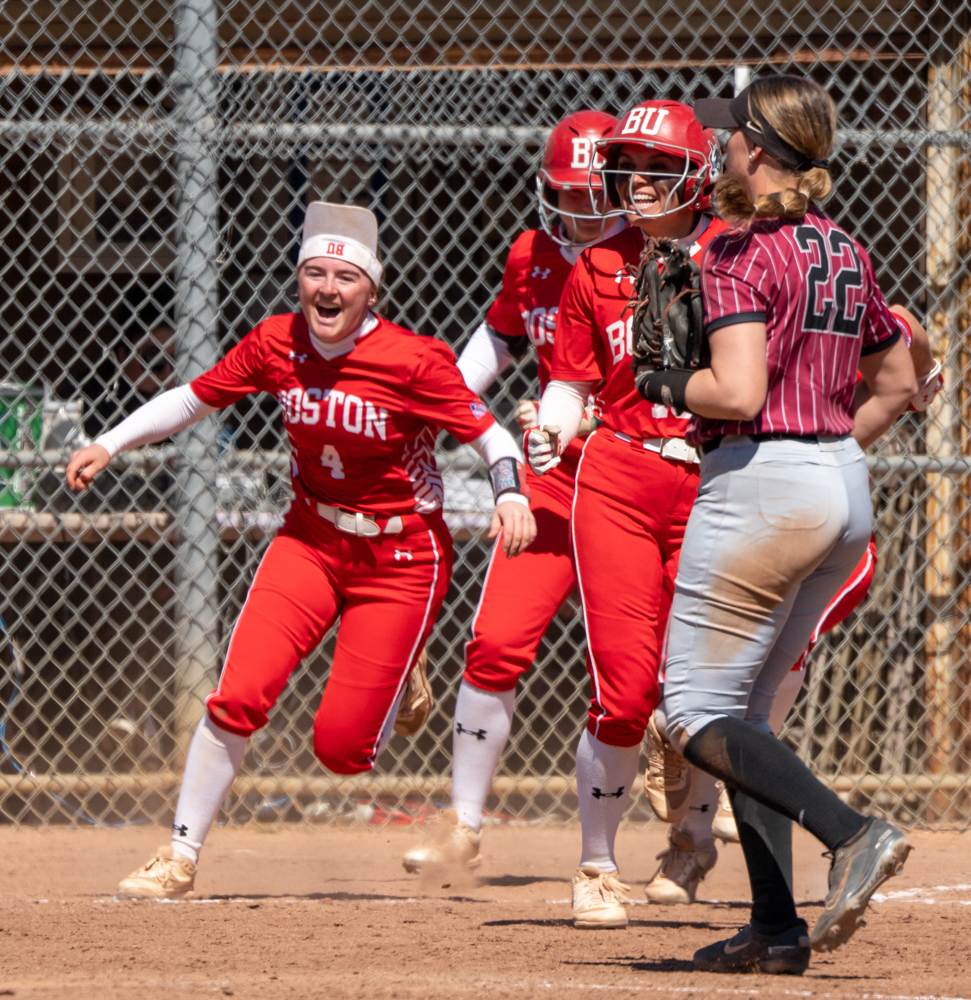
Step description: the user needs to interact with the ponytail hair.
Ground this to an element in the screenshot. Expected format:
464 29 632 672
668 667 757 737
714 76 836 228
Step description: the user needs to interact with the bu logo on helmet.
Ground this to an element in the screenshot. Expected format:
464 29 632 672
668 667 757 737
571 137 592 169
570 137 606 171
620 107 671 137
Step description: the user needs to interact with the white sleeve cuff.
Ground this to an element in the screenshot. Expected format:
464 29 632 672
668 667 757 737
496 492 529 508
456 322 515 396
537 380 594 448
469 420 524 466
93 384 216 458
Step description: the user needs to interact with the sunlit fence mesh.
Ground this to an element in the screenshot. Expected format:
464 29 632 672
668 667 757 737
1 1 969 830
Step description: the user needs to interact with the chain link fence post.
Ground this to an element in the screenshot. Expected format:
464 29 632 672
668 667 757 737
170 0 223 764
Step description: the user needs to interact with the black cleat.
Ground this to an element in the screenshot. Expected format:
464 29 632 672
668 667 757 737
693 921 811 975
811 817 911 953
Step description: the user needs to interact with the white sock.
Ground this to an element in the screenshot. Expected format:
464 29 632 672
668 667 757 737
678 767 720 842
170 716 248 864
576 729 639 872
450 680 515 832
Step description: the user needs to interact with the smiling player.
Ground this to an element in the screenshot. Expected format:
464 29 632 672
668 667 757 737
401 109 622 872
526 101 727 928
66 202 536 899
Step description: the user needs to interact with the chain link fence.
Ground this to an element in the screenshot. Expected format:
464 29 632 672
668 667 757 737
0 1 968 831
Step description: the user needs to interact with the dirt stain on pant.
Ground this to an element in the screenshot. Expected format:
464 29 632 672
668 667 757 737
697 478 838 667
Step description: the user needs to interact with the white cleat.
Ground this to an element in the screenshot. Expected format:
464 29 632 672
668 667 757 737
644 827 717 905
116 845 197 900
712 783 740 844
572 864 629 928
402 808 481 873
393 647 433 738
643 715 691 823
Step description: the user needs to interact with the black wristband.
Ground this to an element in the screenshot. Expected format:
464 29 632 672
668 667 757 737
489 456 531 502
634 367 694 413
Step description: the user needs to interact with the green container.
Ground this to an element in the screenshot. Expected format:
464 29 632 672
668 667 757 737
0 383 44 509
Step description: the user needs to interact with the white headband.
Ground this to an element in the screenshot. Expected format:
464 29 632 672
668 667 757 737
297 202 383 287
297 235 383 287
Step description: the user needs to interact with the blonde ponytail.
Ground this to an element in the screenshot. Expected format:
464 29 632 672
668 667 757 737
716 77 836 228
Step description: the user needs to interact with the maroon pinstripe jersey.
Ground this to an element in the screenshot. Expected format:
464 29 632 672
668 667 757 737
688 205 902 447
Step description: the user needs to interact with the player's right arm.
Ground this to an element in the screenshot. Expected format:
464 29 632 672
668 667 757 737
66 385 217 490
526 251 600 474
852 278 919 449
456 322 524 396
66 326 268 491
456 233 531 396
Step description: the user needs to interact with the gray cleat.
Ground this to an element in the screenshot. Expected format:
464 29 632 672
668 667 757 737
810 818 911 953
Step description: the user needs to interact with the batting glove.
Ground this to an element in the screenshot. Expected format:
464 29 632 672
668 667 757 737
909 358 943 412
525 427 560 475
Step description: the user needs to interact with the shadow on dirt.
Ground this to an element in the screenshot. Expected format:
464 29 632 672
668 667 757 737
565 956 698 973
481 918 729 931
478 874 571 887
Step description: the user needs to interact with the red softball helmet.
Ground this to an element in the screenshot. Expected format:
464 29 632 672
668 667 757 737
536 110 619 245
594 100 720 217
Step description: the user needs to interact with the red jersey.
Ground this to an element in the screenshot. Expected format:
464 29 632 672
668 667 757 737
191 313 495 517
551 217 728 441
486 229 576 391
690 205 901 447
485 228 587 472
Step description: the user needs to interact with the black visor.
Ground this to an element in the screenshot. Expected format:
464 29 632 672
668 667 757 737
693 83 829 172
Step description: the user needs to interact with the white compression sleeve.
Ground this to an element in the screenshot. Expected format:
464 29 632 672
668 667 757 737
537 380 593 449
470 420 524 466
457 322 515 396
94 384 217 458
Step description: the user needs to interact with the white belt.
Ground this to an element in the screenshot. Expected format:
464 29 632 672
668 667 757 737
614 432 700 466
308 499 404 537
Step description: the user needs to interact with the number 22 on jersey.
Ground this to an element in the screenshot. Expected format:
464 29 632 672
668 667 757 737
795 226 865 337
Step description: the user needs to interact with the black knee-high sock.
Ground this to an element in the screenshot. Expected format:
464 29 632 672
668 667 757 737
728 788 800 933
683 715 866 850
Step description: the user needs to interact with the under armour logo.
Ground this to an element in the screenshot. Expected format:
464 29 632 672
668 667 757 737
456 722 487 741
614 269 634 286
289 349 308 363
531 266 552 280
394 549 412 561
173 823 189 837
591 786 625 799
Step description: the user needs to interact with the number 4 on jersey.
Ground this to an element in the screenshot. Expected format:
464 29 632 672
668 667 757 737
320 444 345 479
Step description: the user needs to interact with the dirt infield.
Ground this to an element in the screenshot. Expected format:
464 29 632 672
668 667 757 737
0 824 968 999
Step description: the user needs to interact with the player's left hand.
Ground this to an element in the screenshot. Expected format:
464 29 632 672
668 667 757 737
513 399 540 431
490 500 537 558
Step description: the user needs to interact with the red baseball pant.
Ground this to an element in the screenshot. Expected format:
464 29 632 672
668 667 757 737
792 534 877 672
572 429 700 747
205 501 452 774
464 461 577 691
